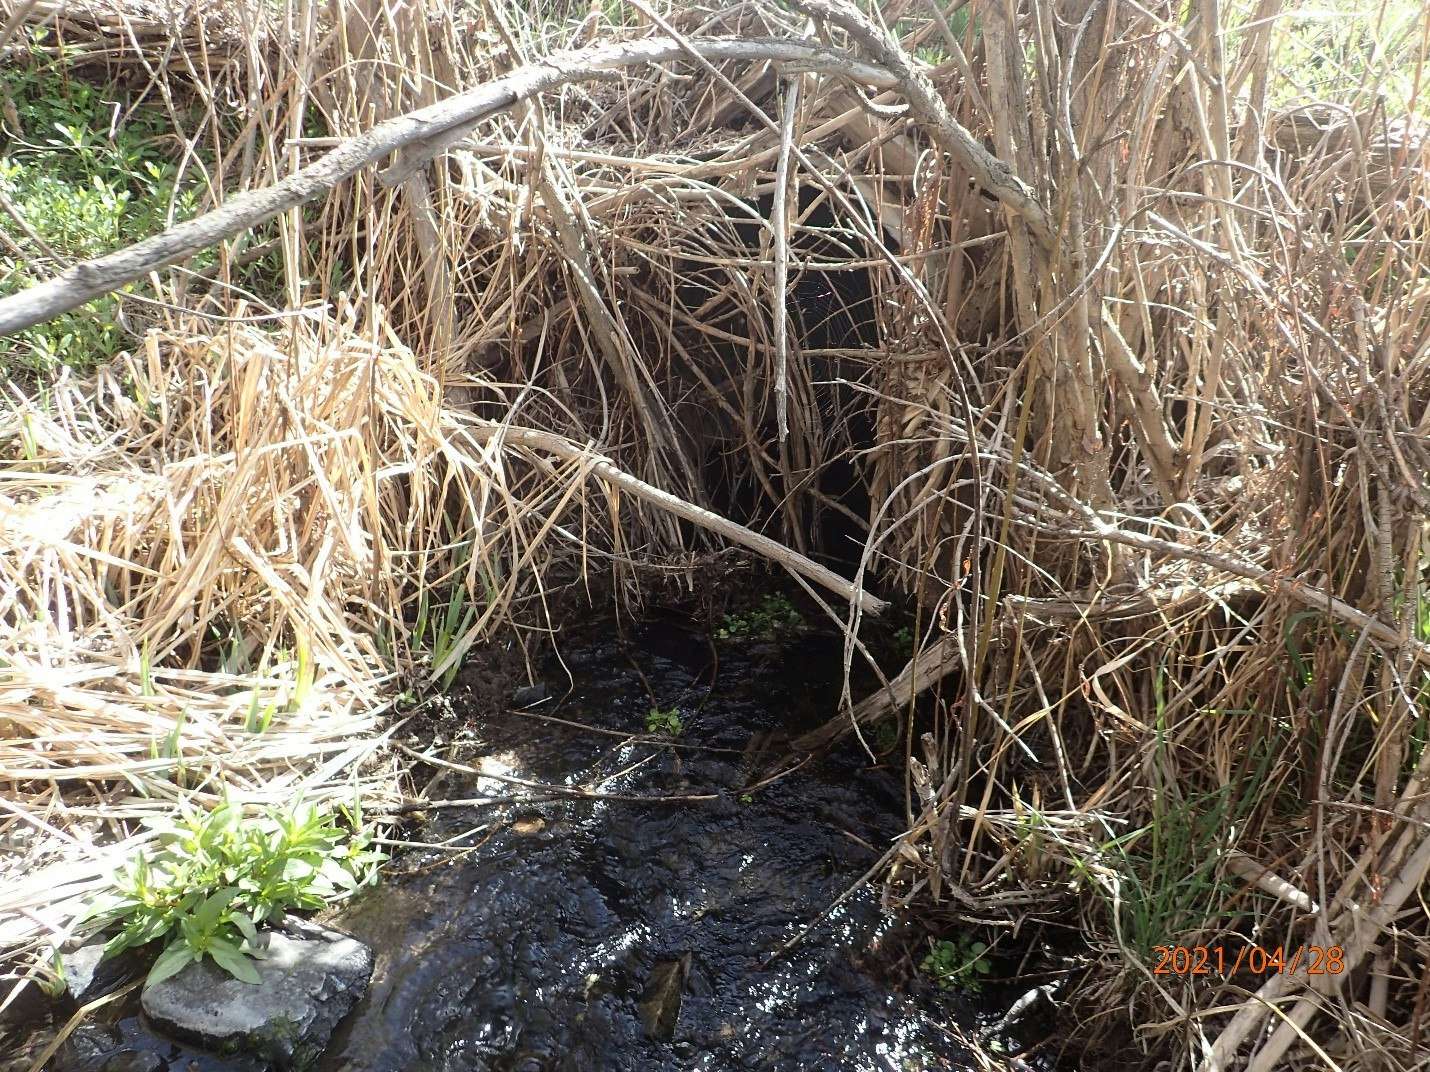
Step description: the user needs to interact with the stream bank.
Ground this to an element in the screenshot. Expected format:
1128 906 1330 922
15 607 1061 1072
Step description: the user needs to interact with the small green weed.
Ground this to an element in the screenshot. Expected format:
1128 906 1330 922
414 547 478 690
646 705 683 736
714 593 806 642
1073 727 1280 961
921 934 993 993
889 626 914 660
244 685 278 734
79 800 384 986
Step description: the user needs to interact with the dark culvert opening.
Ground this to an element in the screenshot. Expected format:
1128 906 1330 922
662 183 890 580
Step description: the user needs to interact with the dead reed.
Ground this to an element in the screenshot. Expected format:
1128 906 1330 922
3 0 1430 1068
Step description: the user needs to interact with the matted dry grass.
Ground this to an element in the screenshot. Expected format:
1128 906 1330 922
0 304 552 962
4 0 1430 1069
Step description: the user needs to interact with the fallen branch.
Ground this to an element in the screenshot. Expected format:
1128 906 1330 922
1009 462 1430 669
792 495 1430 750
793 633 955 752
1203 808 1430 1072
452 417 889 618
0 36 896 336
786 0 1056 249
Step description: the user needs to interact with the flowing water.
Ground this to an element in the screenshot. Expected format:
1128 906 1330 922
321 619 984 1072
30 614 1024 1072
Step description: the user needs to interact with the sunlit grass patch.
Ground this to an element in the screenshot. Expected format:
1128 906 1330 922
0 32 207 375
1264 0 1428 115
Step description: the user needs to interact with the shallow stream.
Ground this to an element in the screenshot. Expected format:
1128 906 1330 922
32 614 1021 1072
321 620 982 1072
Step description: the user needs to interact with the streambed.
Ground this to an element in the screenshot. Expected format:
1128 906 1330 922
321 619 985 1072
27 614 1031 1072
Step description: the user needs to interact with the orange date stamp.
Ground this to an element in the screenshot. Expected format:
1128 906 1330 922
1153 945 1345 976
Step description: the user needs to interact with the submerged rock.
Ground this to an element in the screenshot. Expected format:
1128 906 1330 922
638 954 691 1041
510 682 549 707
56 1021 123 1065
140 924 372 1070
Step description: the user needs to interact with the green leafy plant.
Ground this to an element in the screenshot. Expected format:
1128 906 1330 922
714 593 806 642
0 36 208 375
889 626 914 659
646 705 683 736
921 934 993 992
79 799 384 986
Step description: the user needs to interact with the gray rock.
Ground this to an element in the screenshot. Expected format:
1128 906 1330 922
57 1021 123 1065
511 682 549 707
61 937 137 1004
141 925 372 1071
637 954 691 1041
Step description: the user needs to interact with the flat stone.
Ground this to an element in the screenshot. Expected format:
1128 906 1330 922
61 936 137 1004
637 954 691 1041
511 682 549 707
141 925 372 1071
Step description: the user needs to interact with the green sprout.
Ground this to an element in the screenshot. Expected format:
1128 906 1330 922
921 935 993 993
646 705 683 736
714 593 806 642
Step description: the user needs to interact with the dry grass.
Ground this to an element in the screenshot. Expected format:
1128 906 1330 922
3 0 1430 1068
0 303 561 969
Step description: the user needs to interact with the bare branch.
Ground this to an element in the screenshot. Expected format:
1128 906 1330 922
0 36 895 336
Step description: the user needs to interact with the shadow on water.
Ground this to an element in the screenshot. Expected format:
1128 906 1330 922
322 620 988 1072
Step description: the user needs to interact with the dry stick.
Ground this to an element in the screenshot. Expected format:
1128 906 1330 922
1054 520 1430 670
771 75 800 443
391 748 720 806
1098 306 1182 501
1209 675 1430 1069
798 460 1430 748
0 0 44 59
450 417 888 617
0 36 897 336
1008 459 1430 667
760 844 901 965
1204 816 1430 1072
400 158 455 359
786 0 1055 251
532 161 677 454
793 633 957 752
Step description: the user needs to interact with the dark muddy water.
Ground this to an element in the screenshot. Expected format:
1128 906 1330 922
321 622 982 1072
27 617 1016 1072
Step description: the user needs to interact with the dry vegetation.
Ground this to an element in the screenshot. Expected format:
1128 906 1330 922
2 0 1430 1068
